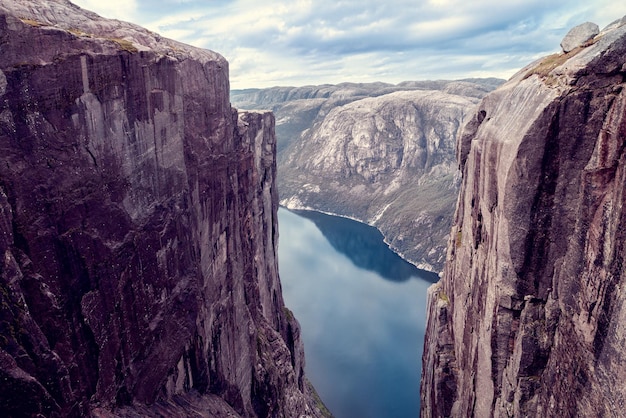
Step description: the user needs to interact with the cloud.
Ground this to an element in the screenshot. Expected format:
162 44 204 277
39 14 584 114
70 0 626 88
72 0 138 21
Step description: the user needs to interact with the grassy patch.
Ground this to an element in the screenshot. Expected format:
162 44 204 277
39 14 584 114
112 38 138 53
523 37 597 81
438 288 449 304
306 379 334 417
20 18 44 27
525 53 570 79
68 28 90 37
283 306 295 322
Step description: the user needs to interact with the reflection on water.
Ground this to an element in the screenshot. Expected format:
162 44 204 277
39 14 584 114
278 208 437 418
293 209 439 283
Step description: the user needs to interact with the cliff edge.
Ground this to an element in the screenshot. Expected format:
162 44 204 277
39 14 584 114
0 0 327 416
421 17 626 417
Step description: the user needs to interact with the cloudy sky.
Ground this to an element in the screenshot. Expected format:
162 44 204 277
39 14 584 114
71 0 626 89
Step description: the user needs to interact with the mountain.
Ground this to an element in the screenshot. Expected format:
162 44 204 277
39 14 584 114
232 79 503 271
0 1 328 416
421 17 626 417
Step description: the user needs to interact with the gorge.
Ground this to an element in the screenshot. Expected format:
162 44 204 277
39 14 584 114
0 0 327 416
231 79 503 272
278 207 437 418
4 0 626 417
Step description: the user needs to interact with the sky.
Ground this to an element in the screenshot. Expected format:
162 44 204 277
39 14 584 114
71 0 626 89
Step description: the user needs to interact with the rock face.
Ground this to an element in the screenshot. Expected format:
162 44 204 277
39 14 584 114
421 18 626 417
232 80 503 271
0 1 327 417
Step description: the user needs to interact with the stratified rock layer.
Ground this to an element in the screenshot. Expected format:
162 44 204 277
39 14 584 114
0 1 326 416
421 18 626 417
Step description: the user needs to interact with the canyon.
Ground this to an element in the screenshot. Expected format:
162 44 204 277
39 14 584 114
232 79 503 271
0 0 328 416
4 0 626 417
421 17 626 417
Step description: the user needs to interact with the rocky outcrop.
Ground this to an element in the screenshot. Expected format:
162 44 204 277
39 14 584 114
421 17 626 417
560 22 599 53
0 1 327 417
232 80 502 271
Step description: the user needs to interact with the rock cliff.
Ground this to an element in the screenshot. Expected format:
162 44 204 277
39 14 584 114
0 1 327 416
421 17 626 417
232 80 503 271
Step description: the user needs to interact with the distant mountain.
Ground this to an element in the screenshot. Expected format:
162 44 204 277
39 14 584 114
232 79 504 271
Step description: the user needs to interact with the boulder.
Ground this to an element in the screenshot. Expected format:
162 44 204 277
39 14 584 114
560 21 599 52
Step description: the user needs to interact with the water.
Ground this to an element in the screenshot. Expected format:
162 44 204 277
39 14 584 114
278 208 438 418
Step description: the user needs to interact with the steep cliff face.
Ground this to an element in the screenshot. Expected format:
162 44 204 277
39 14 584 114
0 1 326 417
422 18 626 417
233 81 503 271
280 90 477 271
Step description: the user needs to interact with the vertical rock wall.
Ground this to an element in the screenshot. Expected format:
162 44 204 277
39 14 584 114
422 18 626 417
0 1 325 416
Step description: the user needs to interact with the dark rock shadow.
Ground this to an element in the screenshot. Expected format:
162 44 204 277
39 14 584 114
291 209 439 283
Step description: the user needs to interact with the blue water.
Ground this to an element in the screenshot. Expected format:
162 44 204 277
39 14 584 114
278 208 438 418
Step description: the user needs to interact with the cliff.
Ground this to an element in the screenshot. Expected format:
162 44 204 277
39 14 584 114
232 80 503 271
421 17 626 417
0 1 327 416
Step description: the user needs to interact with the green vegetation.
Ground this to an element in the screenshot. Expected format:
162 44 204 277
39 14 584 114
524 53 570 79
523 37 596 82
306 379 334 417
68 28 89 37
438 288 449 304
112 38 138 53
19 17 138 55
283 306 295 322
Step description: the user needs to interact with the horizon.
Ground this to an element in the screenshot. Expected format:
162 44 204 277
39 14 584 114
227 76 507 91
71 0 626 89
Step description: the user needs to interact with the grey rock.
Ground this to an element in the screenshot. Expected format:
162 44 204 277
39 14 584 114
0 0 329 416
278 90 476 272
232 80 503 271
421 16 626 418
560 21 599 52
